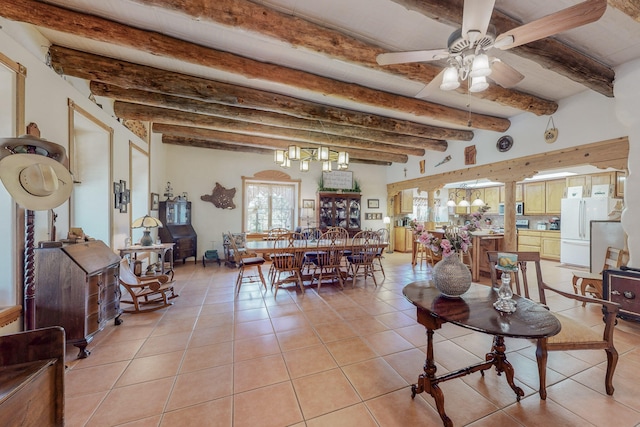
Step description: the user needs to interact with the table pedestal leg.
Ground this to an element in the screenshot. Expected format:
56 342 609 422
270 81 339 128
412 332 523 427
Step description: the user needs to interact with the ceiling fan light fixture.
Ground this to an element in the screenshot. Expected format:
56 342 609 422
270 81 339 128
440 66 461 91
469 76 489 92
322 160 332 172
274 150 286 164
470 53 491 77
288 144 301 160
299 159 310 172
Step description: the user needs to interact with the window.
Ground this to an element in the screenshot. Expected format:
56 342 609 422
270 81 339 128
244 181 298 232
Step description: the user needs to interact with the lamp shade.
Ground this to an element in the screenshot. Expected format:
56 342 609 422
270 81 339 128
470 53 491 78
440 66 460 91
383 216 391 224
132 215 163 229
469 76 489 93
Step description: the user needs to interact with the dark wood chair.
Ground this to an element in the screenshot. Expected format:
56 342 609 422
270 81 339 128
119 258 178 313
0 326 65 426
572 246 627 306
487 251 620 399
310 230 346 291
347 230 380 287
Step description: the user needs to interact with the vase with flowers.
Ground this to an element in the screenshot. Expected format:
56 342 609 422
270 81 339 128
418 227 472 297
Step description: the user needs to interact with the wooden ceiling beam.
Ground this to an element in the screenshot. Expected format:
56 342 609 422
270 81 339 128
51 47 472 142
390 0 614 97
161 136 392 166
117 102 424 157
2 0 509 132
91 82 447 151
387 137 628 194
128 0 557 116
156 124 406 164
608 0 640 22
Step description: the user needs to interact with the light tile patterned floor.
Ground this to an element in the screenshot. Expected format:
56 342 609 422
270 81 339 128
64 252 640 426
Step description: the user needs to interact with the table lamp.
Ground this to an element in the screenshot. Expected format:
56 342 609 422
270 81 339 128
132 215 163 246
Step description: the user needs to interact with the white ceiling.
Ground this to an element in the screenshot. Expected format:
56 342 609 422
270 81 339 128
11 0 636 133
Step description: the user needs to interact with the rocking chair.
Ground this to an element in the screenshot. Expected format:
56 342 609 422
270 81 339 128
119 258 178 313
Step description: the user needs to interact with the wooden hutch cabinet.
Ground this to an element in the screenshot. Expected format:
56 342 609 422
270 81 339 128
34 240 122 358
159 198 197 264
317 192 361 235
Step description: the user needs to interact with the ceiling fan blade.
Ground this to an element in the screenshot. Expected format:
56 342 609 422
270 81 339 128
494 0 607 50
376 49 449 65
488 60 524 88
414 70 446 98
462 0 496 36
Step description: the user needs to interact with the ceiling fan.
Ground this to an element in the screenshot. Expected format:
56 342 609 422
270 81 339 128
376 0 607 96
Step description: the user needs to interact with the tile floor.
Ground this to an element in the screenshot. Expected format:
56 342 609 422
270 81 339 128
64 252 640 426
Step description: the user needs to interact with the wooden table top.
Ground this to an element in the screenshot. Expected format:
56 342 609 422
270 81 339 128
246 239 388 252
403 281 561 339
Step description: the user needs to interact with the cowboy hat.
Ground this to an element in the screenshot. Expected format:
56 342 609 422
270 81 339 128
0 135 73 210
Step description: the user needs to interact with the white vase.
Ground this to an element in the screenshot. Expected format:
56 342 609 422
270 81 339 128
432 253 472 298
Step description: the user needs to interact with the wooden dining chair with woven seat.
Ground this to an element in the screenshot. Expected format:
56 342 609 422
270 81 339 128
119 258 178 313
228 232 267 294
488 251 621 399
310 230 346 292
572 246 627 306
347 230 380 287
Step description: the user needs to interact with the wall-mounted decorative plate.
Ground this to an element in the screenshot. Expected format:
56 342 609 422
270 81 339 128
496 135 513 152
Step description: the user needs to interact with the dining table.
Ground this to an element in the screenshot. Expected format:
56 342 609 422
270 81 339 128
245 237 388 254
403 281 561 427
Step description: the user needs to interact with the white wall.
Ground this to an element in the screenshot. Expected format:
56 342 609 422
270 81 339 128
159 143 390 256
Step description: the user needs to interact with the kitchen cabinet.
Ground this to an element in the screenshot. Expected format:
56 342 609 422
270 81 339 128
394 189 413 215
159 199 197 264
616 171 626 197
469 233 504 281
566 172 618 197
540 231 561 261
483 186 500 213
34 241 122 358
544 179 565 214
517 230 560 261
318 192 361 235
500 184 522 202
394 227 414 253
517 230 541 253
523 182 545 215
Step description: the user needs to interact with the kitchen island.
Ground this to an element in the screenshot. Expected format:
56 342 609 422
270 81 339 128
412 229 504 282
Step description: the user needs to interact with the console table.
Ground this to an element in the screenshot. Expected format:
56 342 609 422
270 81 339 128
403 281 561 427
119 243 175 276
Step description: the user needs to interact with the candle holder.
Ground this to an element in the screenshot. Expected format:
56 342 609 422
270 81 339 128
493 253 518 313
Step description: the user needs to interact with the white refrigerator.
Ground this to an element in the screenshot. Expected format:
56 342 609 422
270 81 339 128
560 197 621 267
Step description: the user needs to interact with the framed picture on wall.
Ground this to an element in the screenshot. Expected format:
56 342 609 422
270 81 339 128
113 182 122 209
150 193 160 210
302 199 315 209
367 199 379 209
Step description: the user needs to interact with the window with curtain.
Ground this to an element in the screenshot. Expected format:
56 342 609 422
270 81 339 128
244 181 297 232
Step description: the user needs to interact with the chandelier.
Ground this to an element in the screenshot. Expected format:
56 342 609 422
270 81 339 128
274 145 349 172
446 185 485 208
440 51 492 93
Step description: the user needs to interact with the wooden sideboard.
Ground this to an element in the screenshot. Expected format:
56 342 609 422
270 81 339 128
159 199 197 264
34 241 122 358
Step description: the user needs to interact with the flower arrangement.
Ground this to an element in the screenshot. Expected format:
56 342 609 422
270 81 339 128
409 218 424 235
418 227 472 258
465 205 490 232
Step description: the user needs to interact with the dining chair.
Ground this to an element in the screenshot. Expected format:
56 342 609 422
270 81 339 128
487 251 620 399
347 230 380 287
572 246 627 306
271 232 306 295
118 257 178 313
228 232 267 294
373 227 388 278
309 230 345 291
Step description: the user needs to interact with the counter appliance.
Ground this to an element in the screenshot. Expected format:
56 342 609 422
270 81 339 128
560 197 621 267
